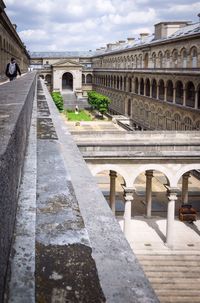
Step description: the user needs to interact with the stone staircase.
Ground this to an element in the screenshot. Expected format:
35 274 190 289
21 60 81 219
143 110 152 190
62 92 89 110
137 253 200 303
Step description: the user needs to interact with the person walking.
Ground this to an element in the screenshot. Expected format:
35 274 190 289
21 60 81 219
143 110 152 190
5 57 21 81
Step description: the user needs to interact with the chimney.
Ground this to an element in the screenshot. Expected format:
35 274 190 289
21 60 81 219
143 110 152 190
118 40 126 45
127 37 135 44
140 33 149 41
154 21 190 40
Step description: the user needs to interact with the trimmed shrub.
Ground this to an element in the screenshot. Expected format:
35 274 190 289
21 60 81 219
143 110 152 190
87 91 111 116
51 92 64 111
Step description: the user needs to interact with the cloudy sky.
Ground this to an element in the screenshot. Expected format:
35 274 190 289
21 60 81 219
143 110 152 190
4 0 200 52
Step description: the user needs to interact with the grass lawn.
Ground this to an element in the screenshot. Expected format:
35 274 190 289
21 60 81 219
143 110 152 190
65 110 93 121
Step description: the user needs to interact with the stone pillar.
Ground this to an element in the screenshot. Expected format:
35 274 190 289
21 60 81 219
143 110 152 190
150 84 152 98
123 187 134 240
195 91 198 109
166 188 178 248
173 88 176 104
182 172 190 204
145 170 154 218
109 170 117 214
164 86 167 101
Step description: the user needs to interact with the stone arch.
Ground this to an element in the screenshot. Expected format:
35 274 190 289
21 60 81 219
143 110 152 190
39 75 44 79
152 52 156 68
173 164 200 187
135 77 139 94
158 51 163 68
158 79 165 100
90 164 130 186
165 50 171 68
82 74 85 84
185 81 195 108
131 164 172 187
189 46 198 68
183 116 193 130
195 120 200 130
172 49 178 68
86 74 92 84
45 74 52 85
140 78 144 95
144 53 149 68
175 80 183 105
145 78 150 97
180 47 188 68
62 72 73 90
166 80 173 102
152 79 157 99
165 110 172 130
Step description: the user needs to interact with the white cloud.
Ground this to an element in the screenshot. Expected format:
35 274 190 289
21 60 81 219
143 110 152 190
4 0 199 51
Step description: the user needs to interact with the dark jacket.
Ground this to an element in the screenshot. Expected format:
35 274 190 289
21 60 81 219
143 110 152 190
5 62 21 78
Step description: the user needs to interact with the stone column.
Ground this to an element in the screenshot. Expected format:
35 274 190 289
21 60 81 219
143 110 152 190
145 170 154 218
182 172 190 204
173 88 176 104
109 170 117 214
166 188 178 248
123 187 134 240
195 91 198 109
164 86 167 101
150 84 152 98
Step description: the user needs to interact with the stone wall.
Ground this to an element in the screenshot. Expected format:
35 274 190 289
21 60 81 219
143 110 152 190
0 72 37 301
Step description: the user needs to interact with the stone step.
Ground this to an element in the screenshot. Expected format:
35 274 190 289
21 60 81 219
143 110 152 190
137 254 200 260
146 271 200 278
159 296 200 303
149 277 200 283
151 283 200 290
156 290 200 296
140 260 200 266
142 265 200 272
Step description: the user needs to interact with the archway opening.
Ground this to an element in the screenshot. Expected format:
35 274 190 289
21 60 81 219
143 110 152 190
62 72 73 91
133 170 169 217
95 169 126 216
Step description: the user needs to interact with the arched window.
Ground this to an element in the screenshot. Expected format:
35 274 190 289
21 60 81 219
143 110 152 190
175 81 183 105
174 113 181 130
181 48 188 68
195 120 200 130
190 47 198 68
86 74 92 84
158 52 163 68
82 74 85 84
183 116 193 130
128 78 132 92
158 79 165 100
165 50 170 68
172 49 178 68
186 81 195 108
146 79 150 97
166 80 173 102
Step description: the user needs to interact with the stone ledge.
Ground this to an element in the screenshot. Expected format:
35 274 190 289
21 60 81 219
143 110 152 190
0 72 37 301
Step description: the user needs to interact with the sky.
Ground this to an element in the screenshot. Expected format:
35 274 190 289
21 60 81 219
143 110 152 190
4 0 200 52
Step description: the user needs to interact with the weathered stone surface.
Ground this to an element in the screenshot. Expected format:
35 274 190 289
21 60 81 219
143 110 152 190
0 72 37 301
36 243 106 303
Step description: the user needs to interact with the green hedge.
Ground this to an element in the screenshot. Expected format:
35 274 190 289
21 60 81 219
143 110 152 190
51 92 64 111
87 91 111 115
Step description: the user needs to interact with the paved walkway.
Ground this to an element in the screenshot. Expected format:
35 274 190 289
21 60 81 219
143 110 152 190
117 216 200 254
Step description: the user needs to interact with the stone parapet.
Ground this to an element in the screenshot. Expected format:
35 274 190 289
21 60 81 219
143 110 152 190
0 72 37 301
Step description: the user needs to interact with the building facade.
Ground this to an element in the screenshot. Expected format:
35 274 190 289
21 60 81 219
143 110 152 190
0 0 29 82
31 19 200 130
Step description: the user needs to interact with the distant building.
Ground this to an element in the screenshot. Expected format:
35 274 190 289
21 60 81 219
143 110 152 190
0 0 29 82
30 19 200 130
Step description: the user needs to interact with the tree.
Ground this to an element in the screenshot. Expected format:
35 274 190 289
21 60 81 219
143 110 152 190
87 91 111 117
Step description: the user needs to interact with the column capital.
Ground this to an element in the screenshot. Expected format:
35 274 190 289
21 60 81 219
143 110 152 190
145 170 154 178
166 186 180 201
123 187 135 201
109 170 117 178
182 172 191 179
